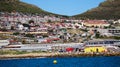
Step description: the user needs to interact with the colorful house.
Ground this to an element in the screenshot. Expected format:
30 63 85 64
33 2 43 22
84 46 107 53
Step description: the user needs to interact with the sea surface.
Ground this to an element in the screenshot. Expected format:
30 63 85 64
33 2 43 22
0 56 120 67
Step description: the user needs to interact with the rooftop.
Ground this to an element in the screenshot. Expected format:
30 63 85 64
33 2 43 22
84 20 108 24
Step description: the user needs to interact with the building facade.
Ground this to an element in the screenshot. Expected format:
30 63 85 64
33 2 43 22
83 20 110 28
98 29 120 36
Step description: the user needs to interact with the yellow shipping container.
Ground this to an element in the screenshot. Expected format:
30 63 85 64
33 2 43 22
84 46 106 53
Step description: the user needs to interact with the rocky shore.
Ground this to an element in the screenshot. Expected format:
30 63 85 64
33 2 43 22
0 52 120 59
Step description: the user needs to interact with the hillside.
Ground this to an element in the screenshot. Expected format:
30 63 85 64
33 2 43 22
0 0 60 15
74 0 120 20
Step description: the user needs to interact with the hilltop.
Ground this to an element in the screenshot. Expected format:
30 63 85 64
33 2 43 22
74 0 120 20
0 0 61 16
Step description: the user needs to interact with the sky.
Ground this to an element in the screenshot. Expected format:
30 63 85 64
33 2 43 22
21 0 105 16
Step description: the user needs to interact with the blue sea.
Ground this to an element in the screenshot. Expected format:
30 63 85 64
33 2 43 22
0 56 120 67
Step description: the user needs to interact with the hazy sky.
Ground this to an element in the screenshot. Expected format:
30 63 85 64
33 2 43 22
21 0 105 16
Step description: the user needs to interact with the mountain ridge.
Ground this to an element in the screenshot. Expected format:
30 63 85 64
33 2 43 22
0 0 63 16
74 0 120 20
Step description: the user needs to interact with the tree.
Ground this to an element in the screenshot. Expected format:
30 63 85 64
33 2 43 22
95 32 100 38
29 20 34 24
11 26 15 30
13 32 20 35
25 34 34 38
0 28 7 31
48 20 52 23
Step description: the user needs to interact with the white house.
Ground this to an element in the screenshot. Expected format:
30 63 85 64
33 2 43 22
18 24 24 30
0 40 9 48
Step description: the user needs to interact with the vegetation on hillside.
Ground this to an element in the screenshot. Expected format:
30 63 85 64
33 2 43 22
74 0 120 20
0 0 61 16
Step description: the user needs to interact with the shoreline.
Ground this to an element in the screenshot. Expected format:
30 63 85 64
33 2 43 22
0 52 120 59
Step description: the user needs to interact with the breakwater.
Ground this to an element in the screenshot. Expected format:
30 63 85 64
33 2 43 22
0 52 120 59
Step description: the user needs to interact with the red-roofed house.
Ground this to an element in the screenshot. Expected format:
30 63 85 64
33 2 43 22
83 20 110 27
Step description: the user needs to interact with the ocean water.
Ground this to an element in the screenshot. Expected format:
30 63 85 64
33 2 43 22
0 56 120 67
